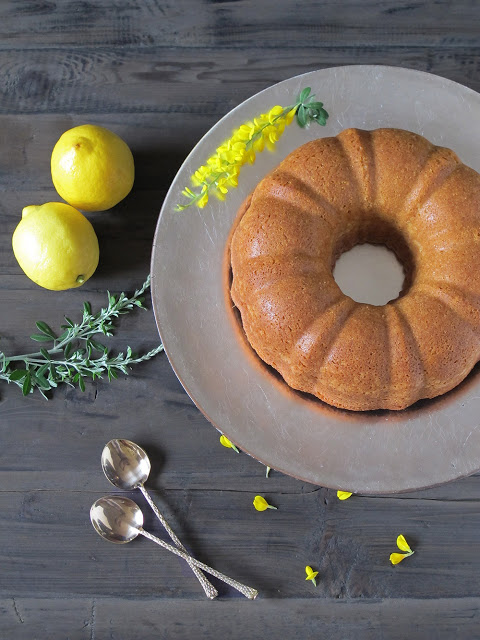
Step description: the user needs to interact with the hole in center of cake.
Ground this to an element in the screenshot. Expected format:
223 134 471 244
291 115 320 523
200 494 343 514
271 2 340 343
333 243 406 306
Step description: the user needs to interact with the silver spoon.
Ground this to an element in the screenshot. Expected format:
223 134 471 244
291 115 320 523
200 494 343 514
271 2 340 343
101 438 217 599
90 496 258 600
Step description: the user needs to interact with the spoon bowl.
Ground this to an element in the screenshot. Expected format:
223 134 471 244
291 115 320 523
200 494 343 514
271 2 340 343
102 439 151 490
90 495 144 544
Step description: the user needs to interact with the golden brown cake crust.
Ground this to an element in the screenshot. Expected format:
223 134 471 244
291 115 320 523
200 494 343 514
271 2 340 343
229 128 480 411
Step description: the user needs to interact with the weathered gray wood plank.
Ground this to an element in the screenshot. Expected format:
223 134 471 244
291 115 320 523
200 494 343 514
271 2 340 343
2 486 480 599
0 0 479 49
2 597 480 640
1 46 480 116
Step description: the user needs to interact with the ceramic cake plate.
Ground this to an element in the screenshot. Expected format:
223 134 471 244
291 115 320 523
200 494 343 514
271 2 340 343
151 65 480 493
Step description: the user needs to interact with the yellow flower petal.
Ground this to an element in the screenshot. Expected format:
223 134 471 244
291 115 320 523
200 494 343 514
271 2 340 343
253 495 277 511
305 566 319 586
396 534 412 553
197 193 209 208
390 552 407 565
253 495 268 511
254 116 268 128
268 105 284 122
219 434 239 451
285 108 296 125
337 491 353 500
220 434 231 447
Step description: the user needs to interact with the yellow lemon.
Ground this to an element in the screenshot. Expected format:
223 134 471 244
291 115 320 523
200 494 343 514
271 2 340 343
12 202 99 291
51 124 134 211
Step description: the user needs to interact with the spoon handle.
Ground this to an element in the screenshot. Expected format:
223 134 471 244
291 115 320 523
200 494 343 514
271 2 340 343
139 485 218 600
139 528 258 600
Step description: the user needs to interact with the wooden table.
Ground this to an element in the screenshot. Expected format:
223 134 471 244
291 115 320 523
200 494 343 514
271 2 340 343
2 1 480 638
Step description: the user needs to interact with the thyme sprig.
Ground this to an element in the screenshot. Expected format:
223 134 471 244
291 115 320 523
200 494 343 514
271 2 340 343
0 276 164 398
175 86 328 211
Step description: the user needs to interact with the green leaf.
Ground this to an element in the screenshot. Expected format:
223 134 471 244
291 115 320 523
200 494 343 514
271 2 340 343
314 109 328 126
35 321 56 338
298 87 311 103
22 374 32 396
37 363 50 377
63 317 75 328
90 339 107 353
83 302 92 315
64 343 73 359
297 104 307 127
78 376 86 392
30 333 53 343
34 373 51 390
316 107 328 120
40 348 51 360
9 369 28 381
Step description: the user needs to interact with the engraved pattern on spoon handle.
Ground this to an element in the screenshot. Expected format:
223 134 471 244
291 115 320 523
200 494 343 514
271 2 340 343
139 485 218 600
139 529 258 600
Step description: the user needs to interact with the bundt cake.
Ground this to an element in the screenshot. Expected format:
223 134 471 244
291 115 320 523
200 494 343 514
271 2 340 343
229 128 480 411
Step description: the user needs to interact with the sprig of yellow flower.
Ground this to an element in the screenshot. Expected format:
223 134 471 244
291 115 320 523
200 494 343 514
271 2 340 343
176 87 328 211
219 434 240 453
305 565 319 587
390 534 415 565
337 490 353 500
253 495 277 511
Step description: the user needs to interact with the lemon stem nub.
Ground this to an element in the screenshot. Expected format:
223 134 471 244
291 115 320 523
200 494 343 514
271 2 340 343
76 275 85 284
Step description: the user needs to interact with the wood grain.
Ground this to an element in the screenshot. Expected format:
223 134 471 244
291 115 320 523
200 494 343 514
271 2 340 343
2 485 480 600
0 0 479 49
1 47 480 116
2 596 480 640
2 0 480 637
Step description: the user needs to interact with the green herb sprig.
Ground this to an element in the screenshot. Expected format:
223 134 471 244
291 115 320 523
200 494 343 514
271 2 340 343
0 276 163 398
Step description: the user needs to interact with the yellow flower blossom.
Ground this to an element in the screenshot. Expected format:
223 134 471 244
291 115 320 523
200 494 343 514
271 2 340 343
175 87 329 211
305 565 319 587
253 495 277 511
337 490 353 500
390 534 415 565
219 434 239 453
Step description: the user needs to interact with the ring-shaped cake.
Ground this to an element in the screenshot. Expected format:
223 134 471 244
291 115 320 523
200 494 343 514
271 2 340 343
230 128 480 411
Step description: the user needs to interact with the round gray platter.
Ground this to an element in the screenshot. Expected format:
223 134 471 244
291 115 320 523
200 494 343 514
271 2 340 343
151 65 480 494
